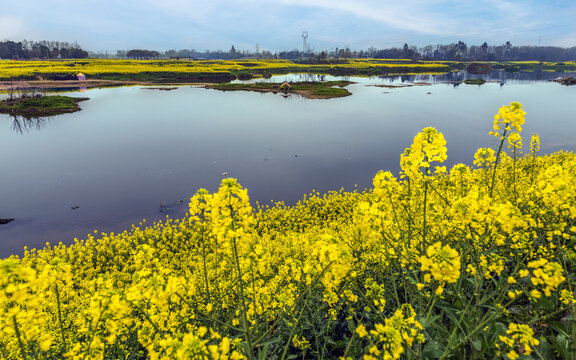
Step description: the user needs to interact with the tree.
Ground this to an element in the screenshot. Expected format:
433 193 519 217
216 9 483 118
455 41 467 60
126 49 159 59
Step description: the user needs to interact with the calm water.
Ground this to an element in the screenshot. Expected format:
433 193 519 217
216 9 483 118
1 72 575 257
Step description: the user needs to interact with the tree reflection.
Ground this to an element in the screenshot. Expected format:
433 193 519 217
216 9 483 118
10 115 53 134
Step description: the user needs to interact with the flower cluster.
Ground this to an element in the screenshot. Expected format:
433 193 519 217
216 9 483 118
498 323 540 359
420 242 461 284
491 102 526 138
400 127 447 178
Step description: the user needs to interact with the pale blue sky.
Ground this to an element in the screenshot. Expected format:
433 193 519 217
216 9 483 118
1 0 575 52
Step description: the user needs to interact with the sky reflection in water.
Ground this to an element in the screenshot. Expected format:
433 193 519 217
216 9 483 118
1 73 575 256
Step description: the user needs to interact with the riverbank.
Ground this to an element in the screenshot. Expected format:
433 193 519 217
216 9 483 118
0 79 173 91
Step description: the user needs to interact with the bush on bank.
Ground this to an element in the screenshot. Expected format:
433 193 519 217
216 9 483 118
1 103 575 359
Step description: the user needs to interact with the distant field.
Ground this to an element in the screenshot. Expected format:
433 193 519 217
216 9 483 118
0 58 452 81
1 58 574 83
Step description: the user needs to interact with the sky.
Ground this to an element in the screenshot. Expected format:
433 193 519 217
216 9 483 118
1 0 575 53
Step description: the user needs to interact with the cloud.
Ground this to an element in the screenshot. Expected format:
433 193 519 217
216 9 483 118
273 0 457 35
0 17 30 40
550 33 576 47
1 0 574 50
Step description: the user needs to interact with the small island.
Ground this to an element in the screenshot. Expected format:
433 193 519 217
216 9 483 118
463 78 487 85
0 95 89 117
204 80 354 99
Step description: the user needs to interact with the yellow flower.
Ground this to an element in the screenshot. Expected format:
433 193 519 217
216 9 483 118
420 242 461 283
507 132 523 150
501 323 540 356
356 324 368 338
528 259 565 296
473 147 496 168
560 289 576 305
530 133 540 154
400 127 447 178
507 350 519 359
493 102 526 136
292 334 310 350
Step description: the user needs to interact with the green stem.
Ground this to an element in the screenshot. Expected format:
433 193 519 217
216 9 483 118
200 209 211 305
342 324 358 358
490 129 507 197
422 178 428 252
13 316 28 360
231 232 254 360
55 284 67 353
280 285 313 360
512 147 517 202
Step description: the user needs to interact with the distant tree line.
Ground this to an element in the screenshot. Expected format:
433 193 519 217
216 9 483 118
126 49 160 59
295 42 576 62
413 41 576 62
185 43 576 62
72 41 576 62
0 40 88 59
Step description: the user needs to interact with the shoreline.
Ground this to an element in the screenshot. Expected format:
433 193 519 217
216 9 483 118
0 95 89 117
0 79 218 92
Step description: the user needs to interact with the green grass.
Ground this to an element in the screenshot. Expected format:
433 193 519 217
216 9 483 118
0 95 87 116
207 80 353 98
463 78 487 85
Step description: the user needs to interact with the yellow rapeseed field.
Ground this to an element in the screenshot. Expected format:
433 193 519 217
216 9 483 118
1 103 575 359
0 59 450 79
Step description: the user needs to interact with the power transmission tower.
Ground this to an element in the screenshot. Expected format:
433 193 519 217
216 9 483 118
302 31 308 53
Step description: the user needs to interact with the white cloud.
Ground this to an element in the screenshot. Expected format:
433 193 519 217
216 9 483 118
550 33 576 47
274 0 456 34
0 17 30 40
1 0 573 50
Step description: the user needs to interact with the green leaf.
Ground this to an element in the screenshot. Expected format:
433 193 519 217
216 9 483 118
548 320 568 336
419 315 441 328
537 339 555 360
493 322 507 336
422 340 444 359
471 339 482 351
550 334 569 359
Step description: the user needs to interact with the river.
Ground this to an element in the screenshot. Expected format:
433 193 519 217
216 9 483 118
1 71 575 257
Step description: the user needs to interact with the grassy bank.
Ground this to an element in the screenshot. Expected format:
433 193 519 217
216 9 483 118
1 103 576 359
0 95 88 117
205 80 353 99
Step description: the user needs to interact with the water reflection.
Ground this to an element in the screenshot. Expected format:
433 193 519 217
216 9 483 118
10 115 54 134
233 69 576 86
1 74 575 258
377 70 576 84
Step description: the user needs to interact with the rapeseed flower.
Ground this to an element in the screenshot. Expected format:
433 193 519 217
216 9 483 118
420 242 461 283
